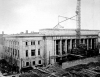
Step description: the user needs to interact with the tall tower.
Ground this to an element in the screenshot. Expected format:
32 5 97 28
76 0 81 46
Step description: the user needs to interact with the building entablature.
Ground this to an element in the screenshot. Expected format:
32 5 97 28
43 35 98 41
39 28 100 36
3 29 100 39
3 33 44 38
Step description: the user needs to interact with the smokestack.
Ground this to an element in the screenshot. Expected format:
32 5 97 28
20 32 24 34
26 30 28 34
2 31 4 34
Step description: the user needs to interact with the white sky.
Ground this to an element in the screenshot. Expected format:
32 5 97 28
0 0 100 34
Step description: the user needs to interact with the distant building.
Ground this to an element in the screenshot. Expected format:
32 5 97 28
98 32 100 53
3 32 44 70
0 31 5 58
2 29 100 70
0 31 5 45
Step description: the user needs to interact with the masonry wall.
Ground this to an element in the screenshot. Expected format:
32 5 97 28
98 33 100 53
45 37 55 65
39 29 99 36
19 36 45 67
62 57 99 69
3 36 45 70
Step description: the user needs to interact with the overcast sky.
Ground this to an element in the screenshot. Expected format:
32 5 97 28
0 0 100 34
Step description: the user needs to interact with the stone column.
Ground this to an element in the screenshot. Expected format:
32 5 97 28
83 39 85 44
51 40 55 64
87 39 89 50
79 39 81 44
54 40 56 55
91 39 92 49
94 38 96 49
70 39 72 50
60 40 62 55
96 38 98 48
75 39 76 47
65 39 67 54
54 40 56 62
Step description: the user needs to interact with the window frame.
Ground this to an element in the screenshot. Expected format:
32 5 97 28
38 41 40 45
38 49 40 55
26 62 29 66
26 50 28 57
33 61 35 65
25 41 28 46
38 60 41 64
31 41 35 45
31 49 35 56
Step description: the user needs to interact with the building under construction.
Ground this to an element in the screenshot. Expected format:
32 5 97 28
2 0 100 71
3 28 100 70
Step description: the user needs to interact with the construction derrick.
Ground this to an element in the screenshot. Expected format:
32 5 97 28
76 0 81 47
52 0 82 60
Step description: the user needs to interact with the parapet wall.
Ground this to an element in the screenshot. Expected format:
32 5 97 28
39 29 99 36
62 56 100 69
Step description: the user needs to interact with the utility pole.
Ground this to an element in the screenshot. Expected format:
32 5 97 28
76 0 81 47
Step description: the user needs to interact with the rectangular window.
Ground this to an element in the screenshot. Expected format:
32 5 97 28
33 61 35 65
15 49 17 56
38 41 40 45
38 49 40 55
26 42 28 46
26 62 29 66
13 49 14 56
26 50 28 57
11 48 12 51
38 60 41 64
18 42 19 45
31 41 35 45
18 50 19 58
31 49 35 56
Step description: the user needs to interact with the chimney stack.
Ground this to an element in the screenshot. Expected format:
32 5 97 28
2 31 4 34
26 30 28 34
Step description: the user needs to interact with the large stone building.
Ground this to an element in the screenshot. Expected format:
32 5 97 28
3 29 100 70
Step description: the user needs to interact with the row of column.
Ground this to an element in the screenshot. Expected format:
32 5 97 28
54 38 97 56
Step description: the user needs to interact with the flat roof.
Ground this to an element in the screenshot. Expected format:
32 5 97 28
39 28 100 36
3 32 44 38
3 28 100 38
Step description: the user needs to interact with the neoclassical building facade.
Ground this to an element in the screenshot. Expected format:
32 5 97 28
3 29 100 70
